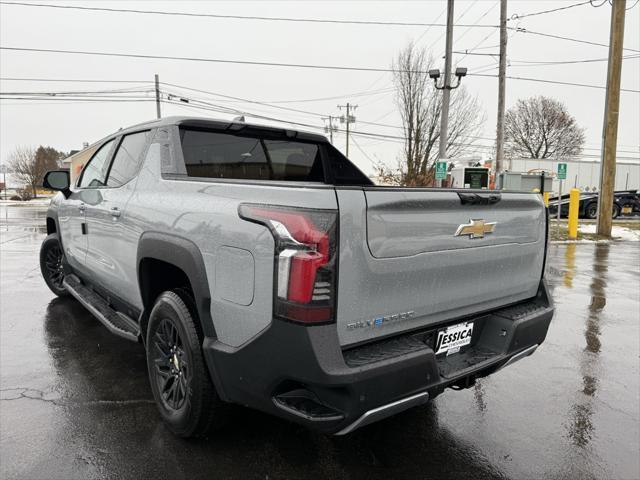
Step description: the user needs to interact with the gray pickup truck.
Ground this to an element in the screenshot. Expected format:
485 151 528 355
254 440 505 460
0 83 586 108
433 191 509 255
41 116 554 437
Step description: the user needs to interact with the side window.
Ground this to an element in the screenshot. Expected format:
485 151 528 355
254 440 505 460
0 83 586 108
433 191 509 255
181 130 269 180
78 139 116 188
106 131 151 187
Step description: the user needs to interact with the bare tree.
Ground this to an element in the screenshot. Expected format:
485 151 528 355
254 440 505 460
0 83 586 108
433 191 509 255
504 96 585 159
8 146 38 198
7 145 62 198
378 42 484 186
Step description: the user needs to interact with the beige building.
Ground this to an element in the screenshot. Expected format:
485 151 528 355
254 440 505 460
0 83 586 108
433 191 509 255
63 143 99 184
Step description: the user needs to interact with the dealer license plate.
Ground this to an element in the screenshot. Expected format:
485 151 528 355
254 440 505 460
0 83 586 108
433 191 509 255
622 206 632 214
435 321 474 356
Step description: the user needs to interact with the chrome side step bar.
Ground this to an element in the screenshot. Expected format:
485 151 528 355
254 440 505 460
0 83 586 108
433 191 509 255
335 391 429 436
63 274 139 342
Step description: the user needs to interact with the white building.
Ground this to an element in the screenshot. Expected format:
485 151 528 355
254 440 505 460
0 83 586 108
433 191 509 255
507 156 639 194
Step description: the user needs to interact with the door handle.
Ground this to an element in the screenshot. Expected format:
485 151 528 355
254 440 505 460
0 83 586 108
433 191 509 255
110 207 121 218
78 203 86 212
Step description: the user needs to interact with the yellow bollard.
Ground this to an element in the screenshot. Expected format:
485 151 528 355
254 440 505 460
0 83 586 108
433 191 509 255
568 188 580 240
543 192 550 207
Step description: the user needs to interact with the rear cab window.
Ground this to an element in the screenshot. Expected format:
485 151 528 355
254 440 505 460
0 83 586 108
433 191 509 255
180 129 324 182
178 126 372 185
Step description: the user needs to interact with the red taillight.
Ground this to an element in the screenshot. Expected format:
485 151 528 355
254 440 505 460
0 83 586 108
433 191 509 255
239 204 337 324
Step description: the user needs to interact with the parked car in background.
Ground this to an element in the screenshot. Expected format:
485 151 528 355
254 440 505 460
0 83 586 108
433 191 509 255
549 190 640 219
40 116 554 438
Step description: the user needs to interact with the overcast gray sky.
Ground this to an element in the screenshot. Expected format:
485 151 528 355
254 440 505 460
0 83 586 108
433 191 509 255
1 0 639 175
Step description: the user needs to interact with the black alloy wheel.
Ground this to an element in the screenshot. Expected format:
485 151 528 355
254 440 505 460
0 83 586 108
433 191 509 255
152 318 190 411
39 233 69 297
45 244 64 288
145 289 227 437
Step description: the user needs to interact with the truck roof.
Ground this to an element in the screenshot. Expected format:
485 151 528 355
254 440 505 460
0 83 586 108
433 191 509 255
64 116 329 166
115 115 328 143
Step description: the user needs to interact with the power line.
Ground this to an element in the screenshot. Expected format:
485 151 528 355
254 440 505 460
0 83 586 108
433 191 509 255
473 54 640 70
0 76 150 84
0 98 154 107
3 1 636 54
453 1 499 53
3 46 634 93
509 27 640 53
0 86 154 95
239 87 394 104
510 1 592 20
468 73 640 93
3 89 636 157
350 136 379 166
0 1 498 28
167 95 553 158
0 46 428 74
163 95 489 151
161 82 328 118
0 76 393 104
161 81 479 135
163 81 396 130
0 97 153 103
508 54 639 65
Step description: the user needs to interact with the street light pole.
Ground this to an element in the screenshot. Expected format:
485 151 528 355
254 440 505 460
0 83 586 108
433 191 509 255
437 0 455 166
430 0 467 188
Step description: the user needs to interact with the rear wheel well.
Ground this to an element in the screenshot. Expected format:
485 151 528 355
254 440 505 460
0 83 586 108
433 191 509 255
46 217 57 235
138 258 194 341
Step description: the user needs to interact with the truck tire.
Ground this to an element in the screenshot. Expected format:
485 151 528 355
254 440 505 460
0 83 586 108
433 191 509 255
39 234 69 297
146 289 227 437
585 202 598 219
612 204 620 219
586 202 619 220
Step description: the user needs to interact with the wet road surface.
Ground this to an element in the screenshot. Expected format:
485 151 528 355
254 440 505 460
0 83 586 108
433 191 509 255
1 205 639 480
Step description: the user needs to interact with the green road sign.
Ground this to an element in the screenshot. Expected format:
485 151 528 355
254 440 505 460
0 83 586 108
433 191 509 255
557 163 567 180
435 161 447 180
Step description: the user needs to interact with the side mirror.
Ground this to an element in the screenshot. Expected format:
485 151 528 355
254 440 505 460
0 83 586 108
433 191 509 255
43 170 71 198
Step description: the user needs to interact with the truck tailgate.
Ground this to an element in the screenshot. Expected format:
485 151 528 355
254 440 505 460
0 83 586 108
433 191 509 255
335 188 546 347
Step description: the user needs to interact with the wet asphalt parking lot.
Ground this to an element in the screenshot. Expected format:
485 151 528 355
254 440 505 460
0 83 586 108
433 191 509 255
1 204 639 480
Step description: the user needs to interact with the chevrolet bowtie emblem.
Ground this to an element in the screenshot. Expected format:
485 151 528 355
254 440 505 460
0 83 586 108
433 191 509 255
454 219 496 239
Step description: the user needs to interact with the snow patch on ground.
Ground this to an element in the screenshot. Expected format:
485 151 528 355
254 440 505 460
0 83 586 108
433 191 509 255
0 197 53 206
579 224 640 241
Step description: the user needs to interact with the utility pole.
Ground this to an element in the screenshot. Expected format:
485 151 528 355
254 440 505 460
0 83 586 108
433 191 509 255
155 74 161 119
322 116 338 144
338 103 357 157
495 0 507 176
597 0 626 237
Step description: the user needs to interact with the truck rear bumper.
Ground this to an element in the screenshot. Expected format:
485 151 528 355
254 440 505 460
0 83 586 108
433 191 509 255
203 280 554 434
